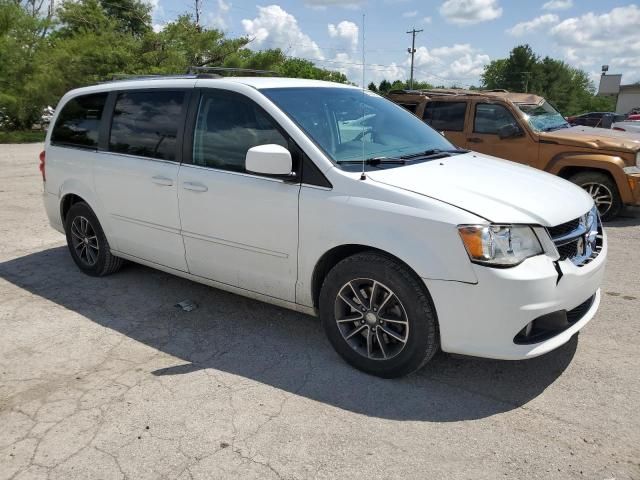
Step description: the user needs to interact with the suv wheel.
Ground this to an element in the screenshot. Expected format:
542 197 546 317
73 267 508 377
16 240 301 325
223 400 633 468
64 202 123 276
319 252 439 378
569 171 622 221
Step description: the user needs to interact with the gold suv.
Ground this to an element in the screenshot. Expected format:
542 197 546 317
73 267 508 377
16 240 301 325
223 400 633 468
387 88 640 220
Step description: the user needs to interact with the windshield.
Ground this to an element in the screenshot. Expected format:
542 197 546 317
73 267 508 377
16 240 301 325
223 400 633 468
261 87 455 165
518 101 569 132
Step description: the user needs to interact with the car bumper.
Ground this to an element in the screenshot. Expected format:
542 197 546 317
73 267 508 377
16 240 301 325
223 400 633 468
424 233 607 360
43 190 64 234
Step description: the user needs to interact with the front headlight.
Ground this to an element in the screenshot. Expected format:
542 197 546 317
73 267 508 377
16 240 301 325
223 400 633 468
458 224 543 267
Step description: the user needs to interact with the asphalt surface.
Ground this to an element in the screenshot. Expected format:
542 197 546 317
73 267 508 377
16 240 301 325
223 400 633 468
0 143 638 480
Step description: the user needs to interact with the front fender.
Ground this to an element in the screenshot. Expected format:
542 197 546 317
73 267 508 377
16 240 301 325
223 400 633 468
545 153 634 203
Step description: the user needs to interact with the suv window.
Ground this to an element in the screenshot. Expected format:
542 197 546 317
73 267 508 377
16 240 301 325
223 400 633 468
193 92 287 172
474 103 519 134
109 90 185 161
51 93 107 149
423 101 467 131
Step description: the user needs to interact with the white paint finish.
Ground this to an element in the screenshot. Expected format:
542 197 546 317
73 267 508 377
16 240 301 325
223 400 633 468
425 234 607 359
365 152 594 226
93 153 187 271
177 165 300 302
42 77 609 363
613 121 640 134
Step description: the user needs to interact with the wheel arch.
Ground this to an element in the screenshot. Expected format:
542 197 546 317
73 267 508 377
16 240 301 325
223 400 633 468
310 244 427 310
546 153 632 203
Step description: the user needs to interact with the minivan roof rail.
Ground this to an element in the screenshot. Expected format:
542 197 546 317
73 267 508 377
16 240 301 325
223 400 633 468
186 66 280 77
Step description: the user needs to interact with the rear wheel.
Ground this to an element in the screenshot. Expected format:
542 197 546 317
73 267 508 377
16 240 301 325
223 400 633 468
568 171 622 221
64 202 123 276
319 252 439 378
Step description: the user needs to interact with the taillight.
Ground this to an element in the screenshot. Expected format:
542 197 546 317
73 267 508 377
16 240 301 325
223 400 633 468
39 150 46 182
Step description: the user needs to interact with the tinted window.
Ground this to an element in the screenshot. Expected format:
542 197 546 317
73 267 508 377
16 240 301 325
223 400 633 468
400 103 418 114
193 92 287 172
474 103 519 134
109 90 184 161
51 93 107 149
263 88 454 165
423 101 467 131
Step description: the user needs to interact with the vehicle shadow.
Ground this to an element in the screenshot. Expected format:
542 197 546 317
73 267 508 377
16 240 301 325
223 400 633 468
0 247 579 422
605 206 640 228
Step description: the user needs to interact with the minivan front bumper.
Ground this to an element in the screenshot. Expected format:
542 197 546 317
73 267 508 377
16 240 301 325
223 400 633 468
424 232 607 360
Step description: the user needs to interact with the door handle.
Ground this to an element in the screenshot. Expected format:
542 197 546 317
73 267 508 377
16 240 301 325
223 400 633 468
183 181 208 192
467 137 483 143
151 175 173 186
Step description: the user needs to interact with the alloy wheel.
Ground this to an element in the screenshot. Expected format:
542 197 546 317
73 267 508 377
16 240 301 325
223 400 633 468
70 216 99 267
334 278 409 361
581 182 613 218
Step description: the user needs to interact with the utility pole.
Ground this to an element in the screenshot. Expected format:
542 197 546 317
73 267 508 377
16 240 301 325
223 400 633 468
406 28 423 90
195 0 202 30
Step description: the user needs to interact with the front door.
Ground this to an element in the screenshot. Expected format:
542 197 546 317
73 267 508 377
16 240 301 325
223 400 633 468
422 100 469 148
177 89 300 302
466 101 535 165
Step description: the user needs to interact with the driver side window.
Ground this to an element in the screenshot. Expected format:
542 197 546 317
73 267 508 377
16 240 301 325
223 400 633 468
193 92 288 172
474 103 519 135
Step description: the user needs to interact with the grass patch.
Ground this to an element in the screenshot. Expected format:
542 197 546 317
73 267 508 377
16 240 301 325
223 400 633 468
0 130 46 143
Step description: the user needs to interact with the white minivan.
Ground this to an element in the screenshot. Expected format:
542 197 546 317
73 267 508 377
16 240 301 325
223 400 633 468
41 76 606 378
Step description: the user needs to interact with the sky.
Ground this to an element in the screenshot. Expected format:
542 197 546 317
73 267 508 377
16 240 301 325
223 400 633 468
149 0 640 88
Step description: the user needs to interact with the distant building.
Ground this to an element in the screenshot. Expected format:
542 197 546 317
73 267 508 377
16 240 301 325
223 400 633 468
616 84 640 114
598 73 640 114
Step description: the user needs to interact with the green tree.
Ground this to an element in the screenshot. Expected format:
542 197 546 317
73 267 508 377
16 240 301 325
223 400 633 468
368 82 378 92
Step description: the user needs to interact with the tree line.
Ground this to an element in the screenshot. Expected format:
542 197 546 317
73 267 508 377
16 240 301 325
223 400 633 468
1 0 614 130
0 0 347 130
370 45 614 116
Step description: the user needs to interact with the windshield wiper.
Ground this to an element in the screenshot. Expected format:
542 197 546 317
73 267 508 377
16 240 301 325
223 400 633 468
337 156 406 165
399 148 468 160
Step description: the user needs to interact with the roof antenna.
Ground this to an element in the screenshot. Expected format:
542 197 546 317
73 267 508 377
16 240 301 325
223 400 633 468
360 13 367 181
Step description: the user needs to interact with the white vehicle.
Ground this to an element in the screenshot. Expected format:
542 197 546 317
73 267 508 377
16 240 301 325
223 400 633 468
613 120 640 134
41 76 607 378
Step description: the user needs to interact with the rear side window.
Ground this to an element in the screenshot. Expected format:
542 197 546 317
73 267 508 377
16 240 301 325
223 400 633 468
423 101 467 131
474 103 519 134
399 103 417 114
51 93 107 149
109 90 185 161
192 92 287 172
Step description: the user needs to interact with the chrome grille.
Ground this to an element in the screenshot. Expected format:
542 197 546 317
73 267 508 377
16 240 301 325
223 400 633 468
547 207 603 267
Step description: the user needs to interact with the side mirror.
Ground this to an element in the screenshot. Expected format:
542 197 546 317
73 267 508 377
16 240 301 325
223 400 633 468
497 123 523 139
245 144 293 177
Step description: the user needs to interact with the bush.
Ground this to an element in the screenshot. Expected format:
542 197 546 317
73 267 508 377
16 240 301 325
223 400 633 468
0 130 46 143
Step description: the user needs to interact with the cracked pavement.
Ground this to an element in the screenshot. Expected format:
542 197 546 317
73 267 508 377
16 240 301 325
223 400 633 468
1 143 639 479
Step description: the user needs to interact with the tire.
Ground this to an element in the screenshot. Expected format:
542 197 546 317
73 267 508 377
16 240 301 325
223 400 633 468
568 171 622 221
319 252 439 378
64 202 123 277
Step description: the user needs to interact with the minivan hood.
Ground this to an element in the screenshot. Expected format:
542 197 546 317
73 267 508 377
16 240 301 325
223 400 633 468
540 125 640 152
366 152 593 226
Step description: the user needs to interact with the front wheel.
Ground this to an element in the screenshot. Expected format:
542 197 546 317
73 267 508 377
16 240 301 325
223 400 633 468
319 252 439 378
569 171 622 221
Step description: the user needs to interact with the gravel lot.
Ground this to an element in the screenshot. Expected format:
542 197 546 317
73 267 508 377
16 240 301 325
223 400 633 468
1 143 639 480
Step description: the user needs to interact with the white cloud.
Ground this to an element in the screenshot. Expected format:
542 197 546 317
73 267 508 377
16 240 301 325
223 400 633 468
303 0 363 10
242 5 324 60
410 43 490 84
423 16 432 24
542 0 572 11
439 0 502 25
152 23 165 33
550 5 640 82
207 0 231 30
402 10 418 18
507 14 559 36
328 21 359 51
